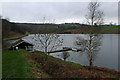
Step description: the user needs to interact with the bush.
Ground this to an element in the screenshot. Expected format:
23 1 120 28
29 52 112 78
83 66 120 76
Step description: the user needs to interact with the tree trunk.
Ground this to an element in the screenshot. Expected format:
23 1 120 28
45 46 47 54
44 46 48 60
89 34 92 70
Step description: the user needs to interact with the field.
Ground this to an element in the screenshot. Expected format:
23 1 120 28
2 50 51 79
2 49 120 79
66 26 120 34
2 31 29 41
2 50 35 78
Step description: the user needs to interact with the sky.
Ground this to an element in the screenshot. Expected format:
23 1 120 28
0 0 119 24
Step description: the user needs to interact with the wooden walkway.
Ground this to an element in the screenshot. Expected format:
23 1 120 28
47 47 82 54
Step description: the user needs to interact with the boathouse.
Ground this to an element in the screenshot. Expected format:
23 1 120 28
9 40 34 52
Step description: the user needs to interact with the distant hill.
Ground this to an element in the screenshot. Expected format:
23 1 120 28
2 19 88 38
3 18 118 38
2 19 59 38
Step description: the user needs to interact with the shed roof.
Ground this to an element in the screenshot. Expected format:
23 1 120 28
12 39 33 47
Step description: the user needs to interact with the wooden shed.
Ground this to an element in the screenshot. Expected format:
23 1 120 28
9 40 34 52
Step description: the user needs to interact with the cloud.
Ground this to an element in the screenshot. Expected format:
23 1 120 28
1 2 118 24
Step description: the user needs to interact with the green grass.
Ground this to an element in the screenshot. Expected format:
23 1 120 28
67 25 120 34
3 34 27 41
2 49 119 78
100 26 119 34
87 26 119 34
2 49 35 78
3 31 30 41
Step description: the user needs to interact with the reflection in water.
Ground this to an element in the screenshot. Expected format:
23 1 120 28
61 51 70 61
75 34 103 66
94 34 118 71
21 34 118 71
50 34 118 71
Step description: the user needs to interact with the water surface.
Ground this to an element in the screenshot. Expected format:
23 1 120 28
22 34 119 71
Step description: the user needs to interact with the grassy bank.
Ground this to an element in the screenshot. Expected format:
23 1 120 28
2 49 51 79
2 50 35 78
30 51 120 78
2 49 120 79
3 35 26 41
3 32 29 41
66 26 120 34
97 26 119 34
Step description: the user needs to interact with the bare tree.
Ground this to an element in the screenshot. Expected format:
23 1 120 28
61 51 70 61
52 19 56 24
85 1 104 26
32 34 63 55
42 16 46 24
81 1 104 69
75 34 102 67
109 22 113 26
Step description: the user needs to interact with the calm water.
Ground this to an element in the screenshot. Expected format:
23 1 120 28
22 34 118 71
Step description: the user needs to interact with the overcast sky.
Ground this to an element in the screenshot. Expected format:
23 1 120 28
0 1 118 24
